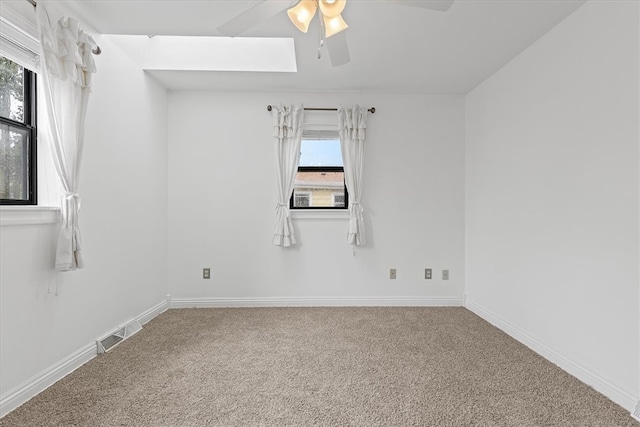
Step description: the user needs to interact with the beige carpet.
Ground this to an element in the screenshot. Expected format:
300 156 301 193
1 307 637 426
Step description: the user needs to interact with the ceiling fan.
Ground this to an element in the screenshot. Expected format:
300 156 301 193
218 0 455 67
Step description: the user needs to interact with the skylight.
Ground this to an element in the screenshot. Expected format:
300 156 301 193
142 36 297 73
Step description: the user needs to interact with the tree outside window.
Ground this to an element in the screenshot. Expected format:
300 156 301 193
0 56 36 204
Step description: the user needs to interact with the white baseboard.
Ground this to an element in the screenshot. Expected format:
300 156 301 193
169 296 463 308
465 299 639 415
137 298 169 325
0 343 96 418
0 299 169 418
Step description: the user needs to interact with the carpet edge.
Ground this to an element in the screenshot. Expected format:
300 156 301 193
0 343 96 419
169 296 464 308
0 299 169 419
465 298 639 415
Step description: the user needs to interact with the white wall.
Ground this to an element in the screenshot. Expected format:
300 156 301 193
168 92 465 303
4 0 637 418
465 0 639 412
0 35 169 409
637 2 640 418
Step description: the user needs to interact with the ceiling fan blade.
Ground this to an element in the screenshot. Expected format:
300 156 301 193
385 0 454 12
326 31 350 67
218 1 292 37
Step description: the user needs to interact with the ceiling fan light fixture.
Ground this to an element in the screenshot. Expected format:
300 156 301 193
318 0 346 18
323 13 348 38
287 0 318 33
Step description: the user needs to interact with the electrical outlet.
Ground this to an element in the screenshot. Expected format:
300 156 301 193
203 268 211 279
442 269 449 280
390 268 397 279
425 268 432 280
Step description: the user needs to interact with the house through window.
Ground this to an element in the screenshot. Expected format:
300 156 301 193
290 135 348 209
294 191 311 207
332 193 345 207
0 56 37 205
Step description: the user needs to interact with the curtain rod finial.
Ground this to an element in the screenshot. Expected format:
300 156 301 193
267 105 273 112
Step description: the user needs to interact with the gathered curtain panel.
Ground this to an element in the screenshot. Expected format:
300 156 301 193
338 105 368 246
272 104 304 247
36 0 97 271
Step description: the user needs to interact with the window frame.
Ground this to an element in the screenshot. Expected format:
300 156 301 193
0 62 37 205
290 165 349 210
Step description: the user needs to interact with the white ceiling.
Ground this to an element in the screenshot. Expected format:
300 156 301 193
5 0 586 93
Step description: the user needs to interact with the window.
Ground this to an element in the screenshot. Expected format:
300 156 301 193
290 138 348 210
0 56 36 205
294 192 311 207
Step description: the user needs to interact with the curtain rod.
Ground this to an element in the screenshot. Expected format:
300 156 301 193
25 0 102 55
267 105 375 114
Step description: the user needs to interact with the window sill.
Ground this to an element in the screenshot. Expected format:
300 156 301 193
291 209 350 220
0 206 60 226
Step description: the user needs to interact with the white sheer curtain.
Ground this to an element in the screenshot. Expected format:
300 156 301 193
338 105 368 246
36 1 97 271
272 105 304 247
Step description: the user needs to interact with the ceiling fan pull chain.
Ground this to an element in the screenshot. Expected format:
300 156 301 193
317 9 325 60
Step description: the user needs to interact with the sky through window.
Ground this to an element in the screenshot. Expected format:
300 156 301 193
299 139 342 166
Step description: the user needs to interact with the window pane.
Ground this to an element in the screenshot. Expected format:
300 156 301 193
293 171 344 208
0 123 29 200
0 57 25 122
293 192 310 208
299 139 343 167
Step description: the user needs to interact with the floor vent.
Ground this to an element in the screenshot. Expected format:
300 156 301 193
633 401 640 422
96 319 143 354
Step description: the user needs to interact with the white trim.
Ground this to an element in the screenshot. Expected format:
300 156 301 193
0 299 168 418
0 343 95 418
0 5 39 40
0 207 60 226
169 296 463 308
0 17 40 72
291 209 349 220
137 299 169 326
295 181 343 189
465 299 639 414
